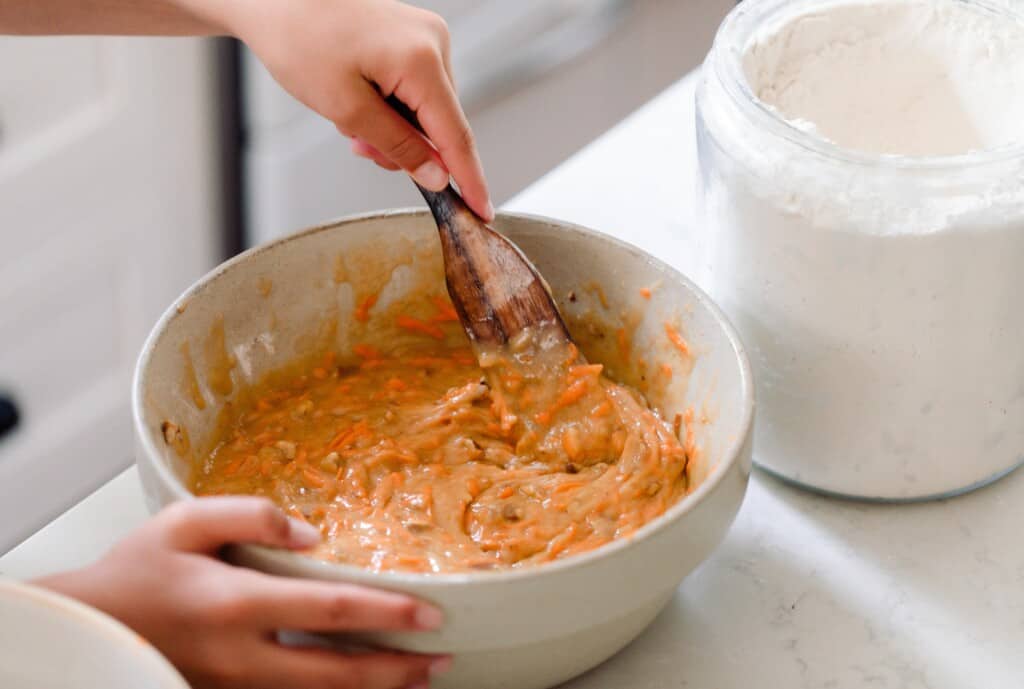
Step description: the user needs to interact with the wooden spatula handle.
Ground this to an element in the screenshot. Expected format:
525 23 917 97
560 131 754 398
383 95 469 213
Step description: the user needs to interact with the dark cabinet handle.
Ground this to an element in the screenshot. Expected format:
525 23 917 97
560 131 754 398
0 394 19 439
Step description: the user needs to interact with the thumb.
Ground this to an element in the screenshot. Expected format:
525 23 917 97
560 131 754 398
156 497 321 553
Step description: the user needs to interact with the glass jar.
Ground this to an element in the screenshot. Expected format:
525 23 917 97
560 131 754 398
695 0 1024 500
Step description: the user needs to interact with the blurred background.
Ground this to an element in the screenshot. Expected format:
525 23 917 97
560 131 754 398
0 0 733 549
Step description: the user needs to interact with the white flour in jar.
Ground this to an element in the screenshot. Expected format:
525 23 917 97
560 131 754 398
696 0 1024 499
743 0 1024 156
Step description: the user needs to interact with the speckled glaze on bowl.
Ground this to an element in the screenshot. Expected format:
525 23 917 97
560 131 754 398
0 579 190 689
132 210 754 689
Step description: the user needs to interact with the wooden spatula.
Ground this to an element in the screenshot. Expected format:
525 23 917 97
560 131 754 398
386 95 573 349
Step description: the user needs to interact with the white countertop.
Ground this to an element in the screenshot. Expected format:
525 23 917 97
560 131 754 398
3 73 1022 689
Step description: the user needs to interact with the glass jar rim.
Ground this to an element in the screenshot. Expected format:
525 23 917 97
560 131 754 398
710 0 1024 171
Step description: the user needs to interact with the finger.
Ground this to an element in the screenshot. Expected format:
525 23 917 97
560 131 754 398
157 497 321 553
255 645 448 689
415 8 455 88
442 48 455 89
436 18 455 87
238 574 444 632
351 138 401 171
411 76 493 221
337 80 450 191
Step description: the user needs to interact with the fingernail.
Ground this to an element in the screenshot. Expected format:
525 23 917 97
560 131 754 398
287 518 321 548
429 656 453 676
483 200 495 222
414 604 444 630
412 161 449 191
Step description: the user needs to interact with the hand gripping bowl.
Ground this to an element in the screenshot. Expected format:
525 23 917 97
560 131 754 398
133 210 754 689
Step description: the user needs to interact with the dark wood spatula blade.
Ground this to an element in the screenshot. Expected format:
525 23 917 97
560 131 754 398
381 93 572 348
419 187 570 346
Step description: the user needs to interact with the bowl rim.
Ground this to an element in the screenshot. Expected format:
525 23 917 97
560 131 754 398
0 579 190 687
132 208 755 586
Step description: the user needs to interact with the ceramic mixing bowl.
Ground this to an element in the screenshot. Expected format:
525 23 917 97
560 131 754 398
133 210 754 689
0 579 190 689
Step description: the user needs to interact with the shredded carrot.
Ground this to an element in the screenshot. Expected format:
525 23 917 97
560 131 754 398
396 314 445 340
664 323 690 356
491 395 508 421
354 293 378 323
353 343 381 360
552 481 585 495
253 431 275 444
422 484 434 516
429 295 459 323
453 353 476 366
518 388 535 408
327 426 355 451
395 555 429 571
683 408 697 457
332 422 372 450
223 456 245 477
555 378 589 408
239 456 260 476
661 363 673 380
548 524 579 557
561 430 581 460
639 287 652 300
386 377 408 391
616 328 631 360
563 343 580 366
498 485 514 499
372 473 395 506
593 400 612 417
568 364 604 379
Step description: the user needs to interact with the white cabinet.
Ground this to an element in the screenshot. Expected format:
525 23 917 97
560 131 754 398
0 37 222 551
242 0 734 246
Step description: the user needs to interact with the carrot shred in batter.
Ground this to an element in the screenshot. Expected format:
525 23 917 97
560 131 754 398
354 294 378 323
664 323 691 356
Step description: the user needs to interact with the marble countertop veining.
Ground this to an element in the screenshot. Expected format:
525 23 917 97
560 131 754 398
3 72 1021 689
